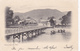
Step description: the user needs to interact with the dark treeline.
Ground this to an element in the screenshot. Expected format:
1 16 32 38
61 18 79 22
5 7 14 27
5 7 21 27
61 11 71 25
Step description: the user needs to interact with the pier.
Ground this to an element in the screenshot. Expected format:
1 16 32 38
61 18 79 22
6 26 48 42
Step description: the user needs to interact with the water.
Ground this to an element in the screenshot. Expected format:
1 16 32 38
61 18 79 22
7 27 71 42
25 27 71 42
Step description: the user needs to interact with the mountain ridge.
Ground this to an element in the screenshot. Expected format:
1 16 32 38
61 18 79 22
13 9 66 23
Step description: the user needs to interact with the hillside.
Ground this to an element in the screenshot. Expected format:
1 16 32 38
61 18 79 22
13 9 65 23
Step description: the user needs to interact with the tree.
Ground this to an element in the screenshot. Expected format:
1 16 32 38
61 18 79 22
27 17 31 19
14 16 20 24
61 11 71 25
49 16 56 27
5 7 14 27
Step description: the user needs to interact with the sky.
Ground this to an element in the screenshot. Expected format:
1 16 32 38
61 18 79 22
0 0 77 13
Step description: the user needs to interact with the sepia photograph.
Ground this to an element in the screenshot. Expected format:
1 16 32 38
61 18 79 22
5 7 72 43
0 0 78 51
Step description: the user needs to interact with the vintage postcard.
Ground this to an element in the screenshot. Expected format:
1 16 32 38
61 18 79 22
0 0 78 51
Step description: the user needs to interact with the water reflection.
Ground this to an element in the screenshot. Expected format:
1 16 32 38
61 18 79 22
7 27 71 42
25 28 71 42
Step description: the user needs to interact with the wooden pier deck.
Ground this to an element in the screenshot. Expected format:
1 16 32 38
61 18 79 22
5 26 48 42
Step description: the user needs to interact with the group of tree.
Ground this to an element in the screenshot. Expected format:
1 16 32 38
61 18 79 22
48 16 56 27
5 7 20 27
5 7 14 27
61 11 71 25
13 16 20 24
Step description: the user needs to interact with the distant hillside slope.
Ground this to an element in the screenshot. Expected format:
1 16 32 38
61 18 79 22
13 9 65 23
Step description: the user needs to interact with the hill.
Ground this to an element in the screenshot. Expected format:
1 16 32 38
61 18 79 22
13 9 65 23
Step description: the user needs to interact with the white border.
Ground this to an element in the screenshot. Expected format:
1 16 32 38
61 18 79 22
78 0 80 51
